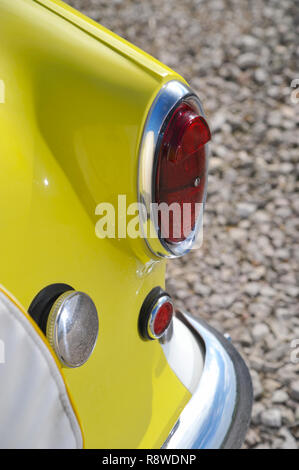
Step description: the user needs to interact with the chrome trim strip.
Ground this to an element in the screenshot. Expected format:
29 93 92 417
161 310 253 449
138 80 209 258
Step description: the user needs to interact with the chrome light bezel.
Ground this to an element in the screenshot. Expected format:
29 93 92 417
138 286 174 341
138 80 209 258
147 294 174 340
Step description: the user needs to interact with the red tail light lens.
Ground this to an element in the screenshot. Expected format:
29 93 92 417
138 81 210 258
155 102 211 243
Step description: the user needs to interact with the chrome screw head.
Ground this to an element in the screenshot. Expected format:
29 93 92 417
194 176 201 187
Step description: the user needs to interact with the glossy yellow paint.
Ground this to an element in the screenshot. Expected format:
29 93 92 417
0 0 191 448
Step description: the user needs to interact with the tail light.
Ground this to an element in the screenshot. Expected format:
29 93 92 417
156 102 210 243
138 80 211 258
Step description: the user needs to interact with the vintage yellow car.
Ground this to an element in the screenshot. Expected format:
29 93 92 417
0 0 252 449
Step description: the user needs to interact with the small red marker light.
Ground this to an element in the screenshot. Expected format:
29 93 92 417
153 301 173 337
139 287 174 340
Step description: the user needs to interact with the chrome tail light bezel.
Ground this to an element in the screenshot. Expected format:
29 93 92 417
138 80 210 259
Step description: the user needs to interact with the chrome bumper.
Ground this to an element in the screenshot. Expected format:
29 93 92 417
161 310 253 449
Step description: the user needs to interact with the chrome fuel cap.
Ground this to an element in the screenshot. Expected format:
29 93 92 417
46 290 99 368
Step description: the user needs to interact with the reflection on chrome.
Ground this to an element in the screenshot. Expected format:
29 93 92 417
161 311 253 449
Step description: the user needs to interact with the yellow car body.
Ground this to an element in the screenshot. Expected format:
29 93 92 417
0 0 252 449
0 0 190 448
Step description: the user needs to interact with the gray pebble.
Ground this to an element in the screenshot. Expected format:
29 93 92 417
237 52 258 69
261 408 282 428
289 381 299 401
272 390 289 404
252 323 270 342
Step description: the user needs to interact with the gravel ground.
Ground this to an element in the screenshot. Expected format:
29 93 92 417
66 0 299 449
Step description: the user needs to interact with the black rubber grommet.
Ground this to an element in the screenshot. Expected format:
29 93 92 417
138 286 169 341
28 283 75 335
